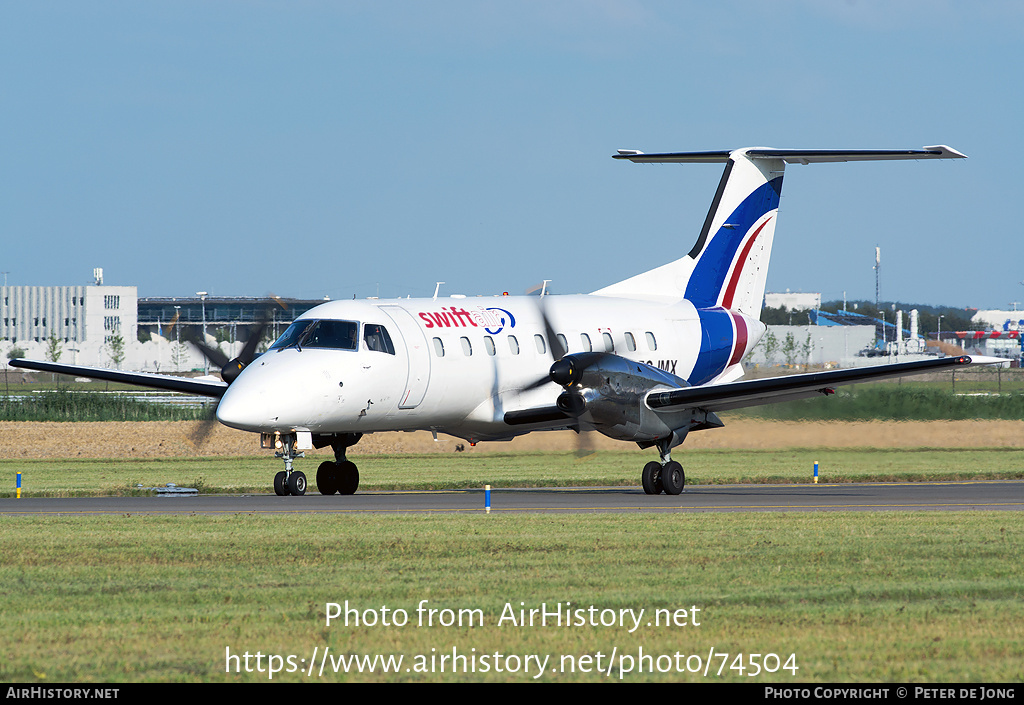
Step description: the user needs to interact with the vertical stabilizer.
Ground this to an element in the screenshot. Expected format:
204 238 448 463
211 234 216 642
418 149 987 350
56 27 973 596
592 148 783 317
594 145 966 319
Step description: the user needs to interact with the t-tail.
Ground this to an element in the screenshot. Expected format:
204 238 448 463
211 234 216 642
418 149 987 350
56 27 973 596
593 146 967 319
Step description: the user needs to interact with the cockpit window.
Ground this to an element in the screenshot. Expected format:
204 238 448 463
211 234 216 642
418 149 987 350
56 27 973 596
363 324 395 354
270 320 315 350
302 320 359 350
269 319 359 351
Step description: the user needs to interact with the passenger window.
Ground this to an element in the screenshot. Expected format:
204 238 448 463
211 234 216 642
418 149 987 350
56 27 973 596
363 324 395 354
461 337 473 356
508 335 520 355
534 334 546 355
625 332 636 352
433 337 445 357
556 333 568 354
580 333 592 352
484 336 496 356
602 332 614 352
646 332 657 351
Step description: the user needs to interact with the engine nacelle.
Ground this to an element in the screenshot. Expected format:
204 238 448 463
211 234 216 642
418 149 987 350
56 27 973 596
551 353 699 443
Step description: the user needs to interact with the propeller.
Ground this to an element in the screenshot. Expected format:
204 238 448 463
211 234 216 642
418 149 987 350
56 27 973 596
187 296 288 449
523 298 609 397
191 296 288 384
522 296 605 456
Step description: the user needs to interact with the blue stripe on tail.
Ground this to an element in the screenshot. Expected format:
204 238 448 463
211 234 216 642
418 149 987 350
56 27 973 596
684 177 783 308
690 308 734 385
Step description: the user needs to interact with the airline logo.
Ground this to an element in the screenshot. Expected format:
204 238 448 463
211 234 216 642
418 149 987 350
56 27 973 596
418 306 516 335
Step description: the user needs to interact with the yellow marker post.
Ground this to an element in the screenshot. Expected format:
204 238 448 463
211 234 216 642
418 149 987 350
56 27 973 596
813 461 819 484
16 471 22 498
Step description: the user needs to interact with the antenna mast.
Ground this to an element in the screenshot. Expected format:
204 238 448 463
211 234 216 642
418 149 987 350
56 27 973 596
873 246 880 310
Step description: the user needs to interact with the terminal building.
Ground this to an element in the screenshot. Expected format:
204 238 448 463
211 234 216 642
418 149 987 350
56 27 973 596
137 296 322 344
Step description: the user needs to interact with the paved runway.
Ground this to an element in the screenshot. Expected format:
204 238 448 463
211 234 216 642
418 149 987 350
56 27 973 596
2 480 1022 515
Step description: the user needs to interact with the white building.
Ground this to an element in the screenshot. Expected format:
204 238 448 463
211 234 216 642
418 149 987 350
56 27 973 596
1 283 138 366
970 309 1024 331
764 290 821 311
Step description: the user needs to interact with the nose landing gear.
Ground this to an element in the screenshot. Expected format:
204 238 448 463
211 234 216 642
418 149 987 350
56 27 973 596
267 432 306 496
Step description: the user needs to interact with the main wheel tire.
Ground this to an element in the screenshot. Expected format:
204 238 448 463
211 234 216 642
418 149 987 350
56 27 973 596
317 461 339 495
273 471 288 496
641 461 663 495
662 461 685 495
337 460 359 495
287 470 307 496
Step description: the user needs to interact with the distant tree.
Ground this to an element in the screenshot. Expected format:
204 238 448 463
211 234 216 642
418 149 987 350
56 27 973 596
759 329 778 366
171 341 189 372
782 332 797 368
45 332 63 363
760 306 791 326
801 332 814 368
106 334 125 369
6 346 25 361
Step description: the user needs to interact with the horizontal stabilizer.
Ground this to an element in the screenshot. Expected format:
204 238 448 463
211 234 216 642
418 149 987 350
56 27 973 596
613 146 967 164
646 355 1001 413
9 359 228 398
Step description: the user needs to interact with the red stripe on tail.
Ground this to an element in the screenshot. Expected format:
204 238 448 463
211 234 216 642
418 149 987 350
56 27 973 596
728 312 747 366
721 216 773 309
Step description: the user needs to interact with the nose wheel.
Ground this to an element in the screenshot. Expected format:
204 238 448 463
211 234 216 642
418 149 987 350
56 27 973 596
275 470 307 496
271 433 307 496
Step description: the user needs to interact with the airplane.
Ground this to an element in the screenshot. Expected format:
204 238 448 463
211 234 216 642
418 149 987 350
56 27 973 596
13 144 1000 497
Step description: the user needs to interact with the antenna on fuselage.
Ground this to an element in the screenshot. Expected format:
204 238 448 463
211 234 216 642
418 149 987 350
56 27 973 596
433 282 445 300
526 280 551 297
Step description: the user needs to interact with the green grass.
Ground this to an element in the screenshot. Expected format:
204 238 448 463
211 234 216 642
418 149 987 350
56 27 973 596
0 390 211 422
4 448 1024 497
743 386 1024 421
0 512 1020 682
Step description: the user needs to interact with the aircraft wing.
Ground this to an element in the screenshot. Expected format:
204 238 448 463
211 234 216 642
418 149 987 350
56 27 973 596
646 355 1003 413
8 359 227 398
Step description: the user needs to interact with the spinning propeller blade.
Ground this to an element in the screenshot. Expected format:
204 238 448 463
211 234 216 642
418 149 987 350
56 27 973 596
188 295 289 448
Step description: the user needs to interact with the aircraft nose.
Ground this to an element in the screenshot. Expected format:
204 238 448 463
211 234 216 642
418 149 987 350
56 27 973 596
216 381 270 432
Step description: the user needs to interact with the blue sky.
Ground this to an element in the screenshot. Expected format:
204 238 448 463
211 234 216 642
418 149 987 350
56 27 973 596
3 1 1022 310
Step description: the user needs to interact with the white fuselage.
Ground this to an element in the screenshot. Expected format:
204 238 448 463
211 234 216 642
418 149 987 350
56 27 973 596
215 294 764 443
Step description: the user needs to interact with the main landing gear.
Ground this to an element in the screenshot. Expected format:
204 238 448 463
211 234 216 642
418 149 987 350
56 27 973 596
267 432 362 496
641 440 685 496
313 432 362 495
316 460 358 495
